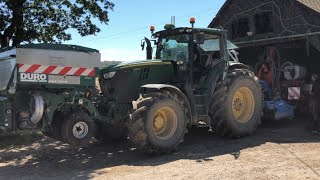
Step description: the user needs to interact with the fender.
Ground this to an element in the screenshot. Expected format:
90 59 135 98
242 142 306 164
206 61 252 101
203 61 255 109
229 61 252 71
141 84 192 126
40 93 98 124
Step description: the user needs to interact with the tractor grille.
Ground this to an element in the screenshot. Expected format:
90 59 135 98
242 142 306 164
139 68 150 81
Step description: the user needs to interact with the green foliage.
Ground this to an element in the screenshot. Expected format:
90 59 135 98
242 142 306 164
0 0 114 47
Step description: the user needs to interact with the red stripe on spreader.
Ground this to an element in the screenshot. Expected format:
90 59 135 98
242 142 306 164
26 64 41 73
88 69 95 77
43 66 57 74
58 67 72 75
18 64 24 68
74 68 86 76
288 87 300 100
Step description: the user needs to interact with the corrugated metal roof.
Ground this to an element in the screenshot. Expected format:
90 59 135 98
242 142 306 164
297 0 320 13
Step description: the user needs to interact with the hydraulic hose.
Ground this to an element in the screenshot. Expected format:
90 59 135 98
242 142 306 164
19 95 44 129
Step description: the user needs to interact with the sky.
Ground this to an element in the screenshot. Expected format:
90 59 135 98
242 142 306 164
66 0 226 61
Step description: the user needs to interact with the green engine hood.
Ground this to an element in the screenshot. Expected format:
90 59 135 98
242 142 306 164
99 59 175 104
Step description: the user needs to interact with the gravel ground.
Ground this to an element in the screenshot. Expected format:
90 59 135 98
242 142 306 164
0 118 320 180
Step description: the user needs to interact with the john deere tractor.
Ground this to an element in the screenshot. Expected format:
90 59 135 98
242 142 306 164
125 19 263 153
0 18 262 152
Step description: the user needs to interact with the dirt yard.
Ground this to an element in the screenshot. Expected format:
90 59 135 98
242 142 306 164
1 119 320 180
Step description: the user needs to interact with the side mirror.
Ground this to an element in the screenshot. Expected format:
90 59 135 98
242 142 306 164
195 33 205 45
144 37 152 60
140 39 145 51
141 40 145 51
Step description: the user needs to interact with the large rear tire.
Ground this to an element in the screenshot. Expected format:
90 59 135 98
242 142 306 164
128 90 189 154
210 69 263 137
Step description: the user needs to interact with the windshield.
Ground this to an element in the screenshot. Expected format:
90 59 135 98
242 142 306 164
200 39 238 52
158 34 189 62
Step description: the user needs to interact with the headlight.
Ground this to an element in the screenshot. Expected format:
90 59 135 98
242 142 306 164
103 71 116 80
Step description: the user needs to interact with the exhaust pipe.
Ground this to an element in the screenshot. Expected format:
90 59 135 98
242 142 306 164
19 95 44 129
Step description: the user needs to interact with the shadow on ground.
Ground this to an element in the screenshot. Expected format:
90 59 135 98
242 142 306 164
0 118 319 179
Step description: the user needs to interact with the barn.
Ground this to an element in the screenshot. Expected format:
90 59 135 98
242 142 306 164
209 0 320 78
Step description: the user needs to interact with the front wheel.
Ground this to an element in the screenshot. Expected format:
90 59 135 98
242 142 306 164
128 91 189 154
61 112 95 147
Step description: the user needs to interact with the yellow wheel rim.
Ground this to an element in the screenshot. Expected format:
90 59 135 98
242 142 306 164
232 87 255 123
153 107 178 140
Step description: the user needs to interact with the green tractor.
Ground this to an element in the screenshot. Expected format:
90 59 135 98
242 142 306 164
0 19 262 152
99 19 263 153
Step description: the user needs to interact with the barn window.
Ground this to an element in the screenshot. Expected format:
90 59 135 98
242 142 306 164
231 18 250 39
254 12 273 34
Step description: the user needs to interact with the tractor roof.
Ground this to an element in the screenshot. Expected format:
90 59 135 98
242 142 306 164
154 27 226 37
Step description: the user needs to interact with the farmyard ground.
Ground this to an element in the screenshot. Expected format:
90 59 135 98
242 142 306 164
0 119 319 180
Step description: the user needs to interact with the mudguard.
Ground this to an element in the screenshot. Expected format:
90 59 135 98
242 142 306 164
229 61 252 71
140 84 192 125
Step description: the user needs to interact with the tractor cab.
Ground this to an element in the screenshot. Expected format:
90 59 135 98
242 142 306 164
143 19 240 86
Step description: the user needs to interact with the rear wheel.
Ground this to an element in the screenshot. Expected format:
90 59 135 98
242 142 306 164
128 91 189 154
232 87 255 123
61 112 95 147
210 69 263 137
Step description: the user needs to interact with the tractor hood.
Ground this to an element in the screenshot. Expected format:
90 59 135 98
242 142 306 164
100 60 172 73
99 59 175 103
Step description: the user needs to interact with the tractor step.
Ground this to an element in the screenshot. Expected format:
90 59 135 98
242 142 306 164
197 119 211 127
194 94 208 116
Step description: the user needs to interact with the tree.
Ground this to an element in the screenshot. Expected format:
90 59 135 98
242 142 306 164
0 0 114 47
